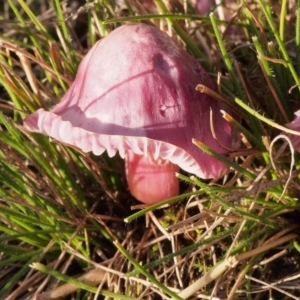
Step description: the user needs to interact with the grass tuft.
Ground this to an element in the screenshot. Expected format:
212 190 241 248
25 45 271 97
0 0 300 299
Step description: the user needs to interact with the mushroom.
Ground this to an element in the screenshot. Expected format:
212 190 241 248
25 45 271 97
23 23 232 204
196 0 215 15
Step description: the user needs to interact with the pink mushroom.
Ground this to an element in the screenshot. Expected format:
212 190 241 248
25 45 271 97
23 23 232 204
196 0 215 15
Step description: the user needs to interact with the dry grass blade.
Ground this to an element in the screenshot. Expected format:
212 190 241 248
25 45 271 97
0 1 300 299
35 268 106 300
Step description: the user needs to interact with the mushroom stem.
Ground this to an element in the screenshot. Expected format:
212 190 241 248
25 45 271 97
125 151 179 204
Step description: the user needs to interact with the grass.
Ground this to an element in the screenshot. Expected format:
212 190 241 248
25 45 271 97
0 0 300 299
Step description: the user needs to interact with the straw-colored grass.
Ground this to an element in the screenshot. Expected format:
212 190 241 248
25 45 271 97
0 0 300 299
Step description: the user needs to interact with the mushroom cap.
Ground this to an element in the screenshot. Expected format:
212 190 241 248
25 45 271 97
196 0 215 15
23 23 232 179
